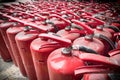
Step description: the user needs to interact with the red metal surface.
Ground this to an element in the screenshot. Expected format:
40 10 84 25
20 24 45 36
56 28 81 41
38 33 84 80
15 31 38 80
30 37 60 80
71 20 105 55
6 26 27 76
118 40 120 48
48 49 84 80
0 22 17 66
0 31 11 61
83 73 111 80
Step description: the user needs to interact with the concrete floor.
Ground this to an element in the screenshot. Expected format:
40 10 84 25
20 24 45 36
0 56 28 80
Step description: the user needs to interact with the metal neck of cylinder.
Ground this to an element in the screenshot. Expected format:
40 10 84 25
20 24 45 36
65 26 71 31
61 47 72 56
13 22 18 27
85 34 94 41
96 25 104 31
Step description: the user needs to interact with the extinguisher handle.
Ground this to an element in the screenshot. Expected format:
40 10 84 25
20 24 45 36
71 19 94 35
69 29 86 34
114 32 120 43
79 53 120 67
78 10 92 16
48 14 71 25
0 13 47 32
114 32 120 37
2 4 14 9
65 10 80 19
49 11 61 16
75 65 111 76
108 48 120 57
84 16 105 25
39 33 71 47
34 13 46 20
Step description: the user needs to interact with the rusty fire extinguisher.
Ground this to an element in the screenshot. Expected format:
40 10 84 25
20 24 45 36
6 23 27 76
0 22 18 66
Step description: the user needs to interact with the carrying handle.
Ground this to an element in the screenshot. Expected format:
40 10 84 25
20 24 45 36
69 29 86 34
83 16 105 25
78 10 93 16
39 33 71 47
114 32 120 42
65 10 80 19
75 49 120 76
74 52 120 76
48 14 71 25
2 4 14 9
75 65 111 76
108 48 120 57
79 53 120 67
71 19 94 35
0 12 47 32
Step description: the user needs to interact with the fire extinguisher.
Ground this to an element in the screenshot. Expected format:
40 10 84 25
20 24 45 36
72 20 115 55
6 23 27 76
0 19 11 62
84 15 120 45
30 33 61 80
0 22 18 66
30 25 85 80
72 18 115 56
75 65 112 80
0 28 11 62
15 28 39 80
39 33 85 80
46 14 71 30
75 49 120 80
83 15 120 35
71 19 105 55
12 13 64 80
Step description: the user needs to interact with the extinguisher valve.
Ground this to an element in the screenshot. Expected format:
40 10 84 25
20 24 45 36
65 26 71 31
96 25 104 30
13 22 18 27
85 34 94 40
24 26 31 32
71 19 94 35
61 47 72 55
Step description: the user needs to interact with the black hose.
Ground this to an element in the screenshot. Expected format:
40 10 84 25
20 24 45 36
106 26 120 32
78 46 97 54
95 34 115 49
